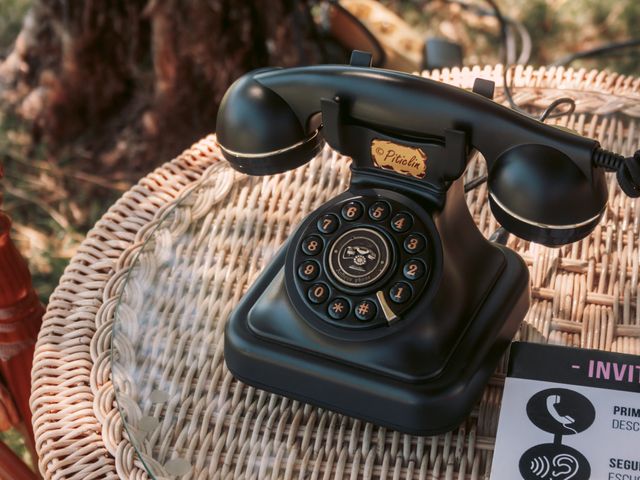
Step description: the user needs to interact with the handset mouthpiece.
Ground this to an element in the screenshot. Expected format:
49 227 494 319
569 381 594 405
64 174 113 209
216 69 324 175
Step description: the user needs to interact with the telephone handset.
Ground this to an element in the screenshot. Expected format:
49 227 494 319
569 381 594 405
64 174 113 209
546 395 578 433
220 52 639 435
217 52 639 245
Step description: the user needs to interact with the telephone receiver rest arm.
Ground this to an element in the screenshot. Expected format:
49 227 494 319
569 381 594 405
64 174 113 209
216 64 628 246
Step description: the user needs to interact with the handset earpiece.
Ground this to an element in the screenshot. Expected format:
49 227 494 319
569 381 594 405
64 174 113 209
487 144 608 246
216 69 324 175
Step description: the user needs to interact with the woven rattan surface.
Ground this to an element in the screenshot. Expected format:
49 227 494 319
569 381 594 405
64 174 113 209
31 65 640 479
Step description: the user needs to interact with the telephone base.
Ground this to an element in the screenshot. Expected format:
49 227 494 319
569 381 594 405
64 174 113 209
225 243 529 436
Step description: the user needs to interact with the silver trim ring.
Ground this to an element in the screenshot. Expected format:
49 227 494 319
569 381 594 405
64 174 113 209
489 193 602 230
217 129 321 159
328 228 391 288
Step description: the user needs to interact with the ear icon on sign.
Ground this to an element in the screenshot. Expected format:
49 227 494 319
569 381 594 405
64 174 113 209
551 454 580 479
520 444 588 480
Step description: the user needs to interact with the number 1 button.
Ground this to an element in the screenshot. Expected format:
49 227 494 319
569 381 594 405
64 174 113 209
389 282 411 303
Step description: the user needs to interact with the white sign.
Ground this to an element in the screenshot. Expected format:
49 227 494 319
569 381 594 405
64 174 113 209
491 343 640 480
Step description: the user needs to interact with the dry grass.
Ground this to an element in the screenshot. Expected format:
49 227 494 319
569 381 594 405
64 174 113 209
392 0 640 74
1 109 132 303
3 0 639 303
0 0 638 472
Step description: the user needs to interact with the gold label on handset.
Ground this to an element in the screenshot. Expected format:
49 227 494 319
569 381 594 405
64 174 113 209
370 139 427 179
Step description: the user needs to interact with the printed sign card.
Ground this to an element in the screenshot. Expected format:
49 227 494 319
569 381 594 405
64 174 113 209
491 342 640 480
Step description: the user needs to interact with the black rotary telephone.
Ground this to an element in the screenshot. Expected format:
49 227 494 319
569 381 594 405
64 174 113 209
218 52 640 435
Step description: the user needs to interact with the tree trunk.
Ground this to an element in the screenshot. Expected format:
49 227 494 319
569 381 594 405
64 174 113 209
1 0 322 170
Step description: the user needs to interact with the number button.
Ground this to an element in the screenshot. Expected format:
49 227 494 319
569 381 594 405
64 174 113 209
317 214 339 234
354 299 377 321
328 298 350 320
308 283 329 304
389 282 411 304
403 233 425 254
390 213 413 232
298 260 320 281
341 201 363 221
301 235 323 255
403 259 425 281
368 201 391 221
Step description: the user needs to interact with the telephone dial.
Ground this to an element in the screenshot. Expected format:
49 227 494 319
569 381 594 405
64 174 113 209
218 51 640 435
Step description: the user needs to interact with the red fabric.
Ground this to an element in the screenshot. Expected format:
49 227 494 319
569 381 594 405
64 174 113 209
0 211 43 460
0 441 38 480
0 383 19 432
0 350 37 451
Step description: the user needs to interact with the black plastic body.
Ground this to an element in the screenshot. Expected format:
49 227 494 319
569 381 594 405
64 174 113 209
225 172 530 435
217 58 617 434
424 38 464 70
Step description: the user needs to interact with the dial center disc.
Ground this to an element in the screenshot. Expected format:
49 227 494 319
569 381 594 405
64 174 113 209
328 227 391 288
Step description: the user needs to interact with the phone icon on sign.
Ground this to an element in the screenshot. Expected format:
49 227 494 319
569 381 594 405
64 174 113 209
526 388 595 436
546 394 578 434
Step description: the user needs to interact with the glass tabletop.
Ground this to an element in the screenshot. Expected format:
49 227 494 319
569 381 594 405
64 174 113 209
111 156 342 478
110 153 502 479
111 161 259 478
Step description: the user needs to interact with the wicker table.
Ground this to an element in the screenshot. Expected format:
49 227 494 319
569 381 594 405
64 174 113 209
31 65 640 479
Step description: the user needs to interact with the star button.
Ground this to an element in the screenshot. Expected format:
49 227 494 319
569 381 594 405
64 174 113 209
327 298 349 320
